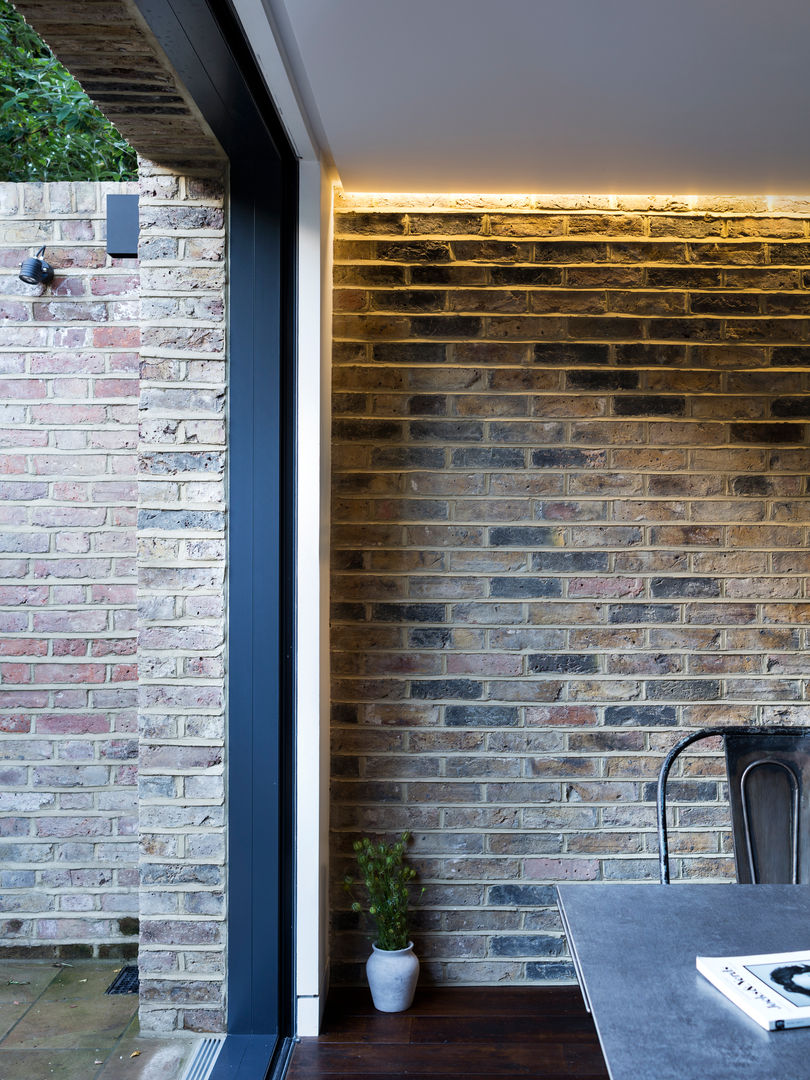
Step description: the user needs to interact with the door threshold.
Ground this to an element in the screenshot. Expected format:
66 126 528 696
207 1034 295 1080
180 1035 225 1080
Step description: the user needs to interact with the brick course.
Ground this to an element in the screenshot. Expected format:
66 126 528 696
0 181 139 958
331 191 810 985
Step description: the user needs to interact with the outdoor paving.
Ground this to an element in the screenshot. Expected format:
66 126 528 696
0 961 197 1079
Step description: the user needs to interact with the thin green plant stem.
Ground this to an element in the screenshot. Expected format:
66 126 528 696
344 832 420 952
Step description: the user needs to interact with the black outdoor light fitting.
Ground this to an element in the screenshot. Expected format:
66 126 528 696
19 246 54 286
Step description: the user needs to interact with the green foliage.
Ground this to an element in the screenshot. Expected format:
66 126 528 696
0 0 137 181
344 833 419 951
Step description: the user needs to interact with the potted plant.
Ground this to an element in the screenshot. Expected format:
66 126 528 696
345 832 420 1012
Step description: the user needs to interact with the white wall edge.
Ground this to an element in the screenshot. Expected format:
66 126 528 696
296 961 330 1037
296 996 321 1040
294 159 330 1027
228 0 318 162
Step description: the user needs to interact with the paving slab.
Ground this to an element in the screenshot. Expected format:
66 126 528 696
0 1003 30 1040
0 1047 106 1079
0 962 59 1003
1 993 137 1049
0 961 193 1079
39 962 123 1001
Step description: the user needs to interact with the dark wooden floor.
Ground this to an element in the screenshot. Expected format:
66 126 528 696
287 987 610 1080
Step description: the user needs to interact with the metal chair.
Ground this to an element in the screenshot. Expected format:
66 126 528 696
656 726 810 884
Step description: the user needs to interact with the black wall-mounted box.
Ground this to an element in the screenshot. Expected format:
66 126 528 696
106 194 139 258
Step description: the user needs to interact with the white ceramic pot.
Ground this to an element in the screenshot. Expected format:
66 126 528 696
366 941 419 1012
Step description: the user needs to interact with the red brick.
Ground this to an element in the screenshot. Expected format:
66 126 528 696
90 275 139 296
0 379 46 399
36 714 110 734
0 639 47 656
93 379 136 398
0 663 30 683
0 715 30 733
33 663 107 684
30 404 106 424
92 326 139 348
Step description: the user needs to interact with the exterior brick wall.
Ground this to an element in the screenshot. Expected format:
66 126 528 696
11 1 230 1033
136 160 227 1033
0 180 140 958
330 191 810 985
0 168 228 1030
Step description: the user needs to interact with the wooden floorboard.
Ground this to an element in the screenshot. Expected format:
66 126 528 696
288 987 610 1080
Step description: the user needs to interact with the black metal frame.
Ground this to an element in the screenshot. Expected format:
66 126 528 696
133 0 298 1071
657 726 810 885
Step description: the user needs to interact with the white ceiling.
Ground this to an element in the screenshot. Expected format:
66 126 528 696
268 0 810 194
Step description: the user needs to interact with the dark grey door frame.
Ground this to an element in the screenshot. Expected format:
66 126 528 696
133 1 297 1073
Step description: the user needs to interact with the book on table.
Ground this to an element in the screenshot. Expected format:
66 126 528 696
697 950 810 1031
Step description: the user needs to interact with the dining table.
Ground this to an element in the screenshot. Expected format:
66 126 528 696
557 882 810 1080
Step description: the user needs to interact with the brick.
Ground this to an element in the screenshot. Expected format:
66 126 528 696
451 447 524 469
650 577 721 598
445 705 518 727
772 346 810 366
608 604 680 624
614 395 686 417
567 370 639 391
490 578 561 598
525 858 599 881
490 934 565 957
647 680 721 700
731 422 805 443
532 448 606 468
649 216 724 238
771 397 810 418
411 680 482 700
605 706 677 727
489 526 554 546
487 885 557 906
527 654 598 674
533 342 610 365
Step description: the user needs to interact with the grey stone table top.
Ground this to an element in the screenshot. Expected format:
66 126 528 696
557 884 810 1080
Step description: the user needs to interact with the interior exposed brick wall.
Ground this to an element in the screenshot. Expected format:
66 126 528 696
330 191 810 985
0 180 140 958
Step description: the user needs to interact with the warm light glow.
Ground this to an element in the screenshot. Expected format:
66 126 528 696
334 187 809 215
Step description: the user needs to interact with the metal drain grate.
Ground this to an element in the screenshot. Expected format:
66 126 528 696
105 965 139 995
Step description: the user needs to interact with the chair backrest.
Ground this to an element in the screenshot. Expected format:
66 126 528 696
657 727 810 884
725 732 810 884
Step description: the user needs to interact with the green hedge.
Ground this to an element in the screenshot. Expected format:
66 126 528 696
0 0 137 181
